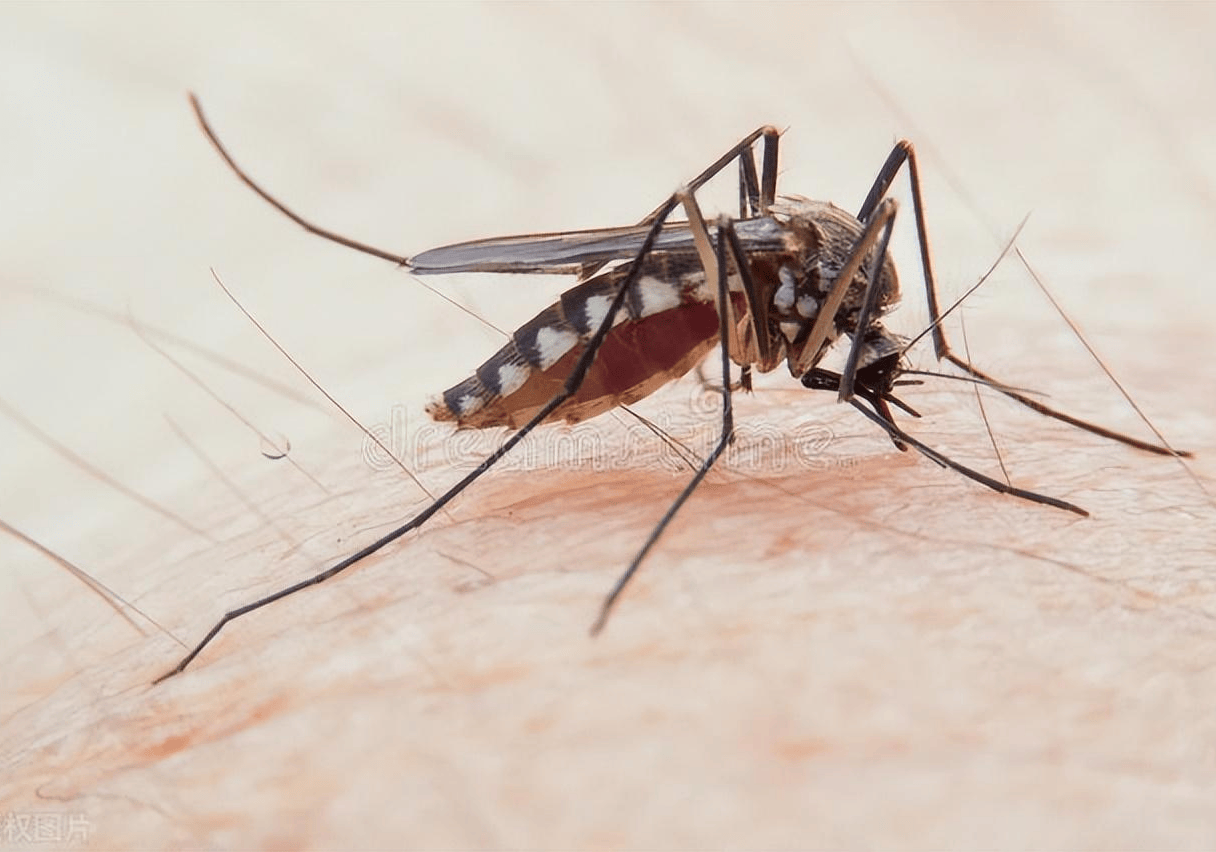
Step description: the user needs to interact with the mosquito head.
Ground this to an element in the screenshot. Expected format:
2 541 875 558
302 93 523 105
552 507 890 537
854 352 903 400
797 324 910 407
850 323 909 397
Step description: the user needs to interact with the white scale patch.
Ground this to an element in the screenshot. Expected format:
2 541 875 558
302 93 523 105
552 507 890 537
496 361 530 396
682 273 714 302
796 294 819 320
581 293 625 334
455 393 484 415
774 266 796 312
533 325 580 370
636 275 681 316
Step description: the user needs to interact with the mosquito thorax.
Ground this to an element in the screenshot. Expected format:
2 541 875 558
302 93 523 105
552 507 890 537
770 196 901 308
765 196 901 375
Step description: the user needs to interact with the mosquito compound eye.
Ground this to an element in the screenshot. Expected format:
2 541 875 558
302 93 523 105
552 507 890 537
871 353 900 377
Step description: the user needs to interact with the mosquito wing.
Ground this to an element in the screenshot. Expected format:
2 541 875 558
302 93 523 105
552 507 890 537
407 216 787 276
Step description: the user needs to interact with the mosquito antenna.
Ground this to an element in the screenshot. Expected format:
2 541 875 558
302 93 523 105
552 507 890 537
189 94 413 268
803 366 921 420
902 212 1030 356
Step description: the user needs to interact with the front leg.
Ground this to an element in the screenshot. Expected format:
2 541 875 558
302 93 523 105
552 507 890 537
857 139 1187 457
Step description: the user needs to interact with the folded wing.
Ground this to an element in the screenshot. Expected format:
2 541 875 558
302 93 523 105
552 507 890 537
407 217 786 276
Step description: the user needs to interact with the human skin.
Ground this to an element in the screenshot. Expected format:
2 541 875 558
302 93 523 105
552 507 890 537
2 5 1214 850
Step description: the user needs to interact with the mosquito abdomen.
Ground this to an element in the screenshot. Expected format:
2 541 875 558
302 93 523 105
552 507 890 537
427 264 741 429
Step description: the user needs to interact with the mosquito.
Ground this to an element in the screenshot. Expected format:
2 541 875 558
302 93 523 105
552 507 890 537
155 95 1186 683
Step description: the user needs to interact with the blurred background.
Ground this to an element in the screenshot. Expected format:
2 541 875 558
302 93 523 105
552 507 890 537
2 5 1214 849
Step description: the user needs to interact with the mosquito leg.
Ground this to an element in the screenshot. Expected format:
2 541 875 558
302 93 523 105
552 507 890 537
855 141 940 348
847 397 1088 516
578 126 778 282
591 214 739 635
809 365 1086 514
721 200 774 367
857 139 1186 457
759 128 779 211
739 365 753 392
677 185 765 392
189 95 412 268
838 204 898 403
738 144 761 219
831 201 910 453
155 191 689 682
694 362 750 395
807 355 1091 513
193 95 774 272
687 127 779 207
637 126 781 227
735 126 781 216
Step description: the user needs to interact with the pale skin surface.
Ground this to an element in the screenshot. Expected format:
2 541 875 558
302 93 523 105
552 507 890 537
2 5 1215 850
